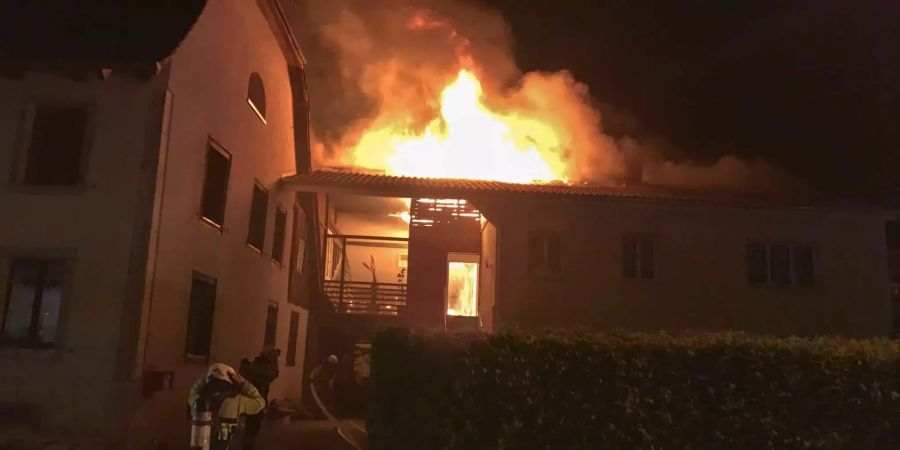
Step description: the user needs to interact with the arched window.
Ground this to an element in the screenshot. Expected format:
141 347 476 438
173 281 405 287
247 72 266 123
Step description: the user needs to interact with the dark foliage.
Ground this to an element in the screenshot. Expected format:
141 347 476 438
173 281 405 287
370 328 900 450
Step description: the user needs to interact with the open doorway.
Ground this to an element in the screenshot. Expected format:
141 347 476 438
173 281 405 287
446 252 479 331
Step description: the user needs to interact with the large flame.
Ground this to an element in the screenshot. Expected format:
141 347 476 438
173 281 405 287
350 69 570 184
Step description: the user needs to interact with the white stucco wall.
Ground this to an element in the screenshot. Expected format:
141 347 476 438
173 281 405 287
129 0 309 446
0 72 168 434
480 197 893 338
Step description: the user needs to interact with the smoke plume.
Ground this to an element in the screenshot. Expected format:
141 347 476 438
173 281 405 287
290 0 800 193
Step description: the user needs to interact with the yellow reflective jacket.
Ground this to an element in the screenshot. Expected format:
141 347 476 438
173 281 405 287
188 376 266 430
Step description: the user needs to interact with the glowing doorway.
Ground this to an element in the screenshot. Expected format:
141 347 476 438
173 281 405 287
446 253 479 317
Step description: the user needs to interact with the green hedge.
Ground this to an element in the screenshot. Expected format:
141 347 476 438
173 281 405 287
370 329 900 450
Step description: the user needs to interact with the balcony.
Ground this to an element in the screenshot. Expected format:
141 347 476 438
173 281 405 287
323 280 407 315
323 234 408 316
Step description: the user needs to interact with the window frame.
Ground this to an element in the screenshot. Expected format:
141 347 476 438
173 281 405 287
184 271 217 362
246 181 269 252
527 230 562 279
746 241 816 287
621 235 656 280
272 206 288 265
290 203 307 275
263 301 278 348
11 101 94 191
1 256 71 349
286 310 300 367
247 72 267 124
199 139 232 230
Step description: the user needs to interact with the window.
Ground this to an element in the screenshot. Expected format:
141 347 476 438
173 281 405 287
746 243 814 286
20 106 88 186
200 142 231 227
2 259 65 347
263 302 278 348
528 231 561 277
747 243 768 283
185 272 217 359
272 207 287 265
247 183 268 251
290 204 307 275
286 311 300 367
247 73 266 123
622 237 654 279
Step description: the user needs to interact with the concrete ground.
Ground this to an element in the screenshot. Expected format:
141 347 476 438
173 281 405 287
255 419 366 450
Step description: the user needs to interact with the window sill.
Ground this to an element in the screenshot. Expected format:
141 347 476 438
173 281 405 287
528 270 563 281
747 282 818 293
622 276 657 282
5 184 88 195
0 344 66 361
199 216 225 233
184 354 209 364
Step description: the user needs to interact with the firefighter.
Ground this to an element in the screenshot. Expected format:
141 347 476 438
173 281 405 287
309 355 340 417
241 346 281 450
188 363 266 450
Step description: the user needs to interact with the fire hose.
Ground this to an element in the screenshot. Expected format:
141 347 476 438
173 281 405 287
310 381 365 450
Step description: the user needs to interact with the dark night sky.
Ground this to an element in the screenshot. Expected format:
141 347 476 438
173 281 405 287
481 0 899 200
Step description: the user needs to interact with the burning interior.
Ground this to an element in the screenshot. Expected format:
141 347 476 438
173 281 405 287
321 192 488 332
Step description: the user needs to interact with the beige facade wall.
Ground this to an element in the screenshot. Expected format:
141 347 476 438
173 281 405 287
480 197 893 337
129 0 309 446
0 72 168 435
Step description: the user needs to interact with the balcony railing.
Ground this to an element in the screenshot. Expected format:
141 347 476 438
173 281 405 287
323 280 407 316
322 233 409 316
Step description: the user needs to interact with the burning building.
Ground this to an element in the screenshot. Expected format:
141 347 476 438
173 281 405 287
286 170 895 338
0 0 897 446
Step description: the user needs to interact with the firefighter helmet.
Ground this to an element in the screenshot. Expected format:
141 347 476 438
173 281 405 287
207 363 237 383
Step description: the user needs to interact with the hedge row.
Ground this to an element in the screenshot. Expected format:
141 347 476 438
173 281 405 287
369 329 900 450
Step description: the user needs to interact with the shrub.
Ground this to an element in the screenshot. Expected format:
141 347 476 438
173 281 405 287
369 329 900 450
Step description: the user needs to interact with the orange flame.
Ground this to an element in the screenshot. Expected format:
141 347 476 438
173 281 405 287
349 69 571 184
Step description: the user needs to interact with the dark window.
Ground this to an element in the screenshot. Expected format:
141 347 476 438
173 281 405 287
528 234 544 270
792 246 814 285
200 143 231 227
185 273 216 358
22 106 88 186
747 243 768 283
263 303 278 348
769 244 791 285
639 239 654 279
272 207 287 264
528 231 562 277
286 311 300 367
248 73 266 122
2 259 65 347
546 234 561 273
290 204 307 275
747 242 814 286
623 237 654 279
247 183 268 250
622 237 638 279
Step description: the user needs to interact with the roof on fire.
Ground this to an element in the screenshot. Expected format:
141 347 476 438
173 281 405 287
281 170 866 211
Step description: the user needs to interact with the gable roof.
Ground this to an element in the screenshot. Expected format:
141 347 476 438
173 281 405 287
0 1 207 71
282 170 846 211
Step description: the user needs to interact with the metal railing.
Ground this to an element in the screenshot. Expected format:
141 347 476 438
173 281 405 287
323 280 407 315
322 233 409 316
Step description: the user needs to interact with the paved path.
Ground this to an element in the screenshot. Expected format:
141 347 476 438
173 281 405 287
255 419 366 450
